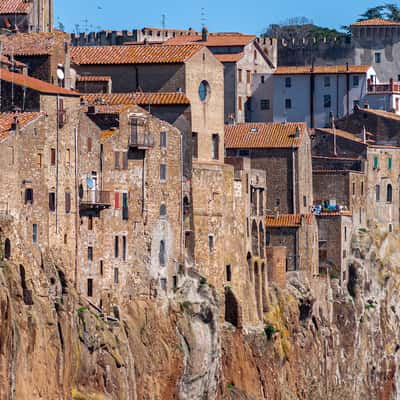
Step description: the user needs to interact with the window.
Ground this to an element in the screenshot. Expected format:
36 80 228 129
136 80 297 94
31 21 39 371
398 75 400 82
114 151 120 169
303 196 307 207
37 153 42 168
159 240 166 266
49 192 56 211
122 193 128 220
389 224 393 232
261 75 265 84
173 275 178 290
88 246 93 261
160 278 167 292
122 152 128 170
87 279 93 297
373 155 379 169
88 216 93 230
160 164 167 181
114 268 119 284
65 192 71 213
388 157 392 170
361 181 364 196
4 239 10 259
198 80 210 101
122 236 127 261
160 203 167 217
64 234 67 244
212 134 219 160
192 132 198 159
226 265 232 282
324 76 330 87
254 50 257 60
353 100 360 110
66 149 70 166
285 77 291 88
260 99 270 110
353 76 359 87
246 70 251 84
25 188 33 205
343 250 347 259
375 52 381 63
114 236 119 258
344 226 347 241
352 182 355 195
114 192 120 209
387 184 393 202
32 224 38 244
238 96 243 111
208 235 214 253
324 94 331 108
100 260 103 276
50 148 56 166
160 131 167 148
238 69 242 82
87 137 92 152
376 185 380 201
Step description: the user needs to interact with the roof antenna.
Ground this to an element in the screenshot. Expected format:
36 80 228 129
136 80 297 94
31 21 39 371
161 14 166 29
201 7 206 29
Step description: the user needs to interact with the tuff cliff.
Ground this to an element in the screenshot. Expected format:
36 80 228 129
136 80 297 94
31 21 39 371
1 226 400 400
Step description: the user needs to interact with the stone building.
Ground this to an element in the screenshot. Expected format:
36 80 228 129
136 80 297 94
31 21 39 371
225 122 318 275
0 31 71 87
251 65 376 128
164 29 276 123
76 76 112 94
0 0 53 33
0 70 81 284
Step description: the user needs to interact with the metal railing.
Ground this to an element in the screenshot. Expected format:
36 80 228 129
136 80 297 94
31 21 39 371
80 190 111 205
368 83 400 93
129 130 155 148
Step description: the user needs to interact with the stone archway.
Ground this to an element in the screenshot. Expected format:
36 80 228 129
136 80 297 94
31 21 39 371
225 287 240 328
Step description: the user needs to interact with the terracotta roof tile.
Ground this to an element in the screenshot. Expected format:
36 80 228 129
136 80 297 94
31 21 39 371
351 18 400 27
1 32 68 56
224 122 306 149
164 33 256 47
77 75 111 82
81 92 190 105
0 0 31 14
359 107 400 121
266 214 313 227
0 69 79 96
275 65 371 75
317 211 353 217
315 128 373 144
0 112 42 140
70 44 203 65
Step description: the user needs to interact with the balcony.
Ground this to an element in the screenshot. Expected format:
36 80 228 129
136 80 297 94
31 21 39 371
368 82 400 94
129 130 155 149
79 190 111 216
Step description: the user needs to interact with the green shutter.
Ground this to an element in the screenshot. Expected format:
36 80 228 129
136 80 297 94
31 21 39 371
373 156 379 169
388 157 392 170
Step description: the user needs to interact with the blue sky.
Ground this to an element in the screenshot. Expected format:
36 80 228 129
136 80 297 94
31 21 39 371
54 0 382 35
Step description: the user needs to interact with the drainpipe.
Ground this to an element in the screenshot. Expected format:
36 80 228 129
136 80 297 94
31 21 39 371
74 126 78 290
336 73 339 118
56 95 59 235
292 149 297 214
180 131 184 263
346 63 350 116
310 64 315 128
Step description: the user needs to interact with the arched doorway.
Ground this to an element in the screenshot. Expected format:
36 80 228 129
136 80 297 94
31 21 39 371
4 238 11 259
252 220 258 256
254 262 262 320
225 287 239 327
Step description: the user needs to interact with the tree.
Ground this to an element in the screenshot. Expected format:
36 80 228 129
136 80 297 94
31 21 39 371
385 3 400 21
358 5 385 21
357 4 400 22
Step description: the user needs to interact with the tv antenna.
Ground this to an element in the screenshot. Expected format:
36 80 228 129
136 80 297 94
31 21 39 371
201 8 206 28
161 14 166 29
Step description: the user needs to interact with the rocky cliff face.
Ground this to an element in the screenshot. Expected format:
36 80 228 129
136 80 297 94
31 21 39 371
1 227 400 399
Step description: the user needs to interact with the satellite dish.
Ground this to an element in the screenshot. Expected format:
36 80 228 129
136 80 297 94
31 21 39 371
57 68 65 80
86 177 95 189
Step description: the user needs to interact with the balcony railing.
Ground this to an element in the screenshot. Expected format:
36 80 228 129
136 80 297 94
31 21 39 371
129 130 155 149
368 83 400 94
79 190 111 215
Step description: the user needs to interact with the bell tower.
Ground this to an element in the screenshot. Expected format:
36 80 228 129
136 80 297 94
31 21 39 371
30 0 53 32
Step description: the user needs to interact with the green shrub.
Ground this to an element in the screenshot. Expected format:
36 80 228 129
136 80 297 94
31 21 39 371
264 324 276 340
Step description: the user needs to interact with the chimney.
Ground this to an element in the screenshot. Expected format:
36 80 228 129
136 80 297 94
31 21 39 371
294 126 301 138
201 26 209 42
11 116 18 131
362 125 367 144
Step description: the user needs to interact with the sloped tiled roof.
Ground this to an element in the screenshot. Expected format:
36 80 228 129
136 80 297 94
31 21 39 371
266 214 313 227
0 112 42 140
164 33 256 47
0 0 32 14
359 107 400 121
275 65 371 75
81 92 190 105
351 18 400 27
224 122 306 149
317 211 353 217
1 32 68 56
0 69 79 96
315 128 374 144
70 44 203 65
214 53 244 63
77 75 111 82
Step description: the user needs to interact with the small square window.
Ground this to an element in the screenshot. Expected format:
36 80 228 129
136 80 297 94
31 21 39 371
375 52 381 63
324 76 330 87
261 75 265 84
260 99 270 110
25 188 33 205
285 98 292 109
324 94 331 108
285 77 291 88
353 76 359 87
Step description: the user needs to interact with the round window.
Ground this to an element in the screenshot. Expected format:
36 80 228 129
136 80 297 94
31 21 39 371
198 80 210 102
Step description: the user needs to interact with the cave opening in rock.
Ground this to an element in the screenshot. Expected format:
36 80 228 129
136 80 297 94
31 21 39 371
225 287 239 328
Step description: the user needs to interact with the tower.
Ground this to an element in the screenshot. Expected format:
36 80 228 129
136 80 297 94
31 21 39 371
30 0 53 32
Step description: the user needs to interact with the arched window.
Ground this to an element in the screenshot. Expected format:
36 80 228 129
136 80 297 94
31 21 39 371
160 203 167 217
252 220 258 256
4 238 11 259
259 222 265 258
159 240 166 266
183 195 190 215
387 184 393 202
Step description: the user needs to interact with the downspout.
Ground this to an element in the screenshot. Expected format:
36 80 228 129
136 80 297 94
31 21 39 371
310 66 315 128
292 149 296 214
346 63 350 116
56 95 59 235
180 131 184 263
336 73 339 118
74 126 78 290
